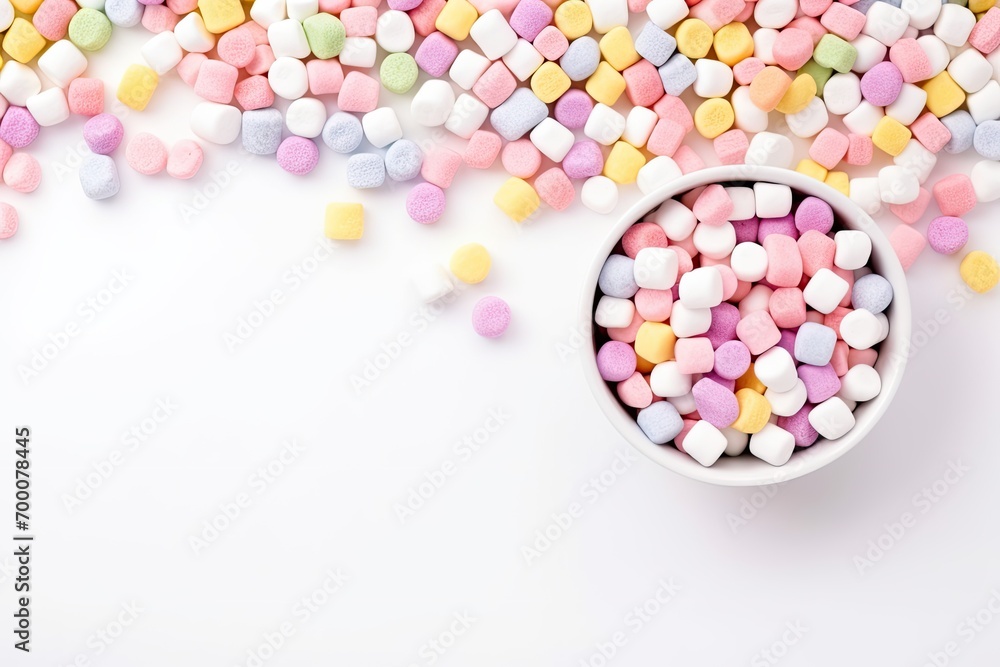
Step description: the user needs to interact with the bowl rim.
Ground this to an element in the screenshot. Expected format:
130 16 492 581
579 165 912 487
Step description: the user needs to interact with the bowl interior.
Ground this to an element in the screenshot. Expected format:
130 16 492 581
581 166 912 487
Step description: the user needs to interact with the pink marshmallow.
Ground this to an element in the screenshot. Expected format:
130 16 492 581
932 174 977 217
647 118 686 157
809 127 849 169
421 146 462 188
464 130 502 169
673 145 705 174
32 0 76 40
733 57 765 85
845 133 873 166
623 60 664 107
617 372 653 409
409 0 446 36
713 129 749 165
177 53 206 87
888 38 932 83
889 224 926 270
634 287 672 321
797 229 836 276
772 28 815 69
533 25 569 60
653 95 694 132
736 310 781 355
888 187 931 224
819 3 865 40
970 7 1000 54
67 78 104 116
234 75 274 110
910 113 952 153
534 168 575 211
306 59 344 95
194 59 238 104
341 6 377 35
675 337 716 374
337 71 379 112
769 287 807 328
692 184 734 225
763 234 804 287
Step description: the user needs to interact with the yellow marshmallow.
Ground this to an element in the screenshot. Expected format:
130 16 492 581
731 388 772 434
959 251 999 293
599 26 640 71
450 243 491 284
117 64 159 111
825 171 849 196
554 0 592 39
585 61 627 105
694 98 735 138
197 0 245 34
774 73 817 114
735 364 766 394
435 0 479 40
634 322 676 364
324 202 364 240
10 0 42 13
637 358 655 374
675 18 713 58
3 18 45 64
603 141 646 184
796 159 828 181
923 71 966 117
494 178 540 222
970 0 995 13
871 116 911 156
713 23 754 66
531 62 571 103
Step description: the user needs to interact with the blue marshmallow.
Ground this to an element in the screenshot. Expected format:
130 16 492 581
79 154 120 200
637 402 683 445
973 119 1000 160
598 254 639 298
105 0 144 27
385 139 423 182
794 322 838 367
852 274 893 313
322 112 363 154
659 54 697 96
346 153 385 189
242 108 283 155
942 110 977 154
490 88 548 141
560 36 600 82
635 22 677 67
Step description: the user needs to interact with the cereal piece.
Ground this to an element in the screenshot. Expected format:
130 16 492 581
324 202 363 240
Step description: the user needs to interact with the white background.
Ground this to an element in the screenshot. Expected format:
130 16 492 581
3 22 1000 667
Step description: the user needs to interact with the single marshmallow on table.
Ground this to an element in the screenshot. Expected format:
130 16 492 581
411 79 455 126
584 103 626 145
470 9 517 59
581 176 619 214
140 32 183 75
0 62 40 106
190 101 241 144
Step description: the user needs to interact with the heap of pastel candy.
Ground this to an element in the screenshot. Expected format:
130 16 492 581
593 180 892 467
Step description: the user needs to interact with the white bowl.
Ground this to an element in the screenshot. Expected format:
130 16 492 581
580 166 912 486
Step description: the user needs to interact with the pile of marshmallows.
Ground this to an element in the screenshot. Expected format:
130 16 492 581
593 180 892 467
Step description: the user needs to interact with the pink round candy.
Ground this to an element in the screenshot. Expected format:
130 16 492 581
794 196 834 234
472 296 511 338
0 107 39 148
501 139 541 178
596 340 637 382
3 153 41 193
926 216 969 255
83 113 124 155
406 182 446 224
0 202 18 239
125 132 168 175
166 139 204 179
276 136 319 175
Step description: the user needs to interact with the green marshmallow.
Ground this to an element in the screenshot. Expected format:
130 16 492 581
812 34 857 74
303 13 345 59
799 59 834 98
380 53 418 94
68 8 113 52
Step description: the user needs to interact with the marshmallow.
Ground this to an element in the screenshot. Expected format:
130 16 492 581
140 31 183 75
755 346 797 392
268 18 310 58
584 102 626 145
636 156 682 194
808 396 856 439
840 308 882 349
529 117 574 162
26 87 69 126
449 49 491 90
753 182 792 218
745 131 794 168
174 13 215 53
375 9 415 53
0 62 40 106
878 164 920 204
693 58 733 98
502 38 545 80
360 106 402 147
470 9 517 59
683 420 728 466
250 0 286 28
803 267 850 314
339 38 377 68
444 93 488 138
633 247 679 289
840 364 882 402
862 3 908 46
668 301 711 337
581 175 619 214
731 242 768 282
678 266 723 308
764 380 807 417
823 72 862 116
785 98 829 138
595 295 635 328
38 40 88 88
268 56 308 99
749 423 796 466
587 0 629 33
411 79 456 126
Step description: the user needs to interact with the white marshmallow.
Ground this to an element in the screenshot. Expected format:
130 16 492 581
174 13 216 53
361 107 402 148
595 295 635 328
893 139 936 184
469 9 517 59
840 364 882 402
765 379 808 418
755 347 797 393
249 0 286 28
449 50 491 90
877 165 920 205
693 58 732 98
754 182 792 218
637 156 682 195
502 39 544 80
934 4 976 47
0 62 40 106
731 242 768 282
918 35 951 78
268 18 310 58
843 101 884 136
752 28 779 64
849 177 882 216
190 102 241 144
0 0 12 32
668 302 711 337
885 83 926 125
785 98 828 138
140 32 182 76
633 247 679 290
667 392 697 416
726 187 755 220
584 103 626 145
745 131 793 168
902 0 940 30
653 199 696 240
948 48 992 93
25 88 69 126
375 10 415 53
849 34 887 73
692 221 736 260
586 0 629 33
808 397 856 440
529 117 574 162
722 427 749 456
622 106 658 147
581 176 619 214
840 308 882 349
823 73 862 116
649 361 693 397
646 0 689 29
875 312 889 343
967 80 1000 125
410 80 455 127
38 40 88 88
679 266 724 308
862 2 908 46
732 85 769 133
754 0 797 29
684 420 728 467
444 93 488 139
77 0 104 9
410 264 454 303
285 0 316 21
286 97 327 138
834 230 872 270
749 423 796 466
803 268 850 314
971 159 1000 202
339 37 377 68
739 284 773 317
268 56 308 99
